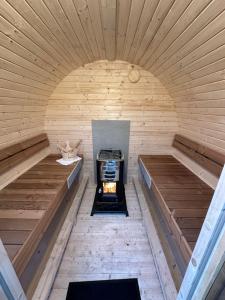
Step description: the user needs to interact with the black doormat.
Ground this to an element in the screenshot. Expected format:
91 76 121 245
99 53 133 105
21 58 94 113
66 278 141 300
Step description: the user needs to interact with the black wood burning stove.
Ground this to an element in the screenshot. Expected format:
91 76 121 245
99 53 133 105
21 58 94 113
91 149 128 216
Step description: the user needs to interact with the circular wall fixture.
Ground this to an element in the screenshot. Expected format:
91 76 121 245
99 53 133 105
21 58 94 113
77 0 87 14
128 66 141 83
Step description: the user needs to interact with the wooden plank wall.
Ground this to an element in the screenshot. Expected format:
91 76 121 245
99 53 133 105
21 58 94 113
46 60 177 177
149 1 225 155
0 0 225 165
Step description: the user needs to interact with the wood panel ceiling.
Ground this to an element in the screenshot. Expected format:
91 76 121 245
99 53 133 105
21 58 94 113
1 0 225 90
1 0 225 151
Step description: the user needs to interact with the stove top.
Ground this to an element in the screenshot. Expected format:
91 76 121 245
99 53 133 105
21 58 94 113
98 149 123 161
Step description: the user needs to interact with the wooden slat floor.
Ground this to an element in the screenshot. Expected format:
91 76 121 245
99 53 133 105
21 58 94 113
49 183 165 300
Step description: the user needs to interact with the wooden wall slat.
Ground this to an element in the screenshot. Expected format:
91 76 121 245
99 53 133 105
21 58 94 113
0 0 224 166
46 60 177 177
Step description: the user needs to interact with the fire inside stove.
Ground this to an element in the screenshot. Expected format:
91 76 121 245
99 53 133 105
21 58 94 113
103 182 116 193
91 149 128 216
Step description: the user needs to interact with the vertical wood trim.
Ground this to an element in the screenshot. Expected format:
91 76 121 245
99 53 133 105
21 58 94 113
133 176 177 300
178 166 225 299
0 239 27 300
32 176 88 300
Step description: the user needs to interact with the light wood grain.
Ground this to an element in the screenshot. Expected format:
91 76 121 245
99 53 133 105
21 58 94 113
0 0 223 196
0 239 27 300
46 60 177 178
139 154 214 265
48 182 165 300
0 147 50 190
178 166 225 300
133 177 177 300
0 0 224 163
33 176 88 300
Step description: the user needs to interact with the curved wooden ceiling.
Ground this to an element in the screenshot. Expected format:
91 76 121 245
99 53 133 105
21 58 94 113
1 0 225 151
1 0 225 91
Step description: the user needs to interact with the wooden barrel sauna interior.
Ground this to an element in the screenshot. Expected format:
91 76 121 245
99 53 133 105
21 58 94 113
0 1 225 299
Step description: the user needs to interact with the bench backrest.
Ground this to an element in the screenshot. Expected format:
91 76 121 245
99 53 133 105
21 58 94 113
0 134 49 175
173 134 225 177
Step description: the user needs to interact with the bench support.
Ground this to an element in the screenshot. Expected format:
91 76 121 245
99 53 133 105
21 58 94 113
178 166 225 299
32 176 88 300
0 239 27 300
133 177 177 300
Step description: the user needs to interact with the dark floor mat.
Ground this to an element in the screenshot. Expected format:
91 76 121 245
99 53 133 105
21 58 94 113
66 278 141 300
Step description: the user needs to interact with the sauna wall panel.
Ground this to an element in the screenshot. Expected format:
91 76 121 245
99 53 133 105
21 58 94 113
0 86 46 149
46 61 178 174
0 0 225 161
151 0 225 155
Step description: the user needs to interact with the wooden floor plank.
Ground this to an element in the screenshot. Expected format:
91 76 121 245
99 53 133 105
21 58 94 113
49 184 164 300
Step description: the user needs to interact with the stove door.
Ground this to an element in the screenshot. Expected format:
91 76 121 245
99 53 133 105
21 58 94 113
103 182 116 194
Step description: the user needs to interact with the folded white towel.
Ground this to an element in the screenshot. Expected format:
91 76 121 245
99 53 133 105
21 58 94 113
56 156 82 165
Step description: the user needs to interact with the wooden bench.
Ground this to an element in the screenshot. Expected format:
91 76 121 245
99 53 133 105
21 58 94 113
138 134 224 265
0 135 83 298
0 134 49 176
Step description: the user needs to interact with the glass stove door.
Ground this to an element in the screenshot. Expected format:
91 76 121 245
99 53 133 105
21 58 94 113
103 182 117 193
